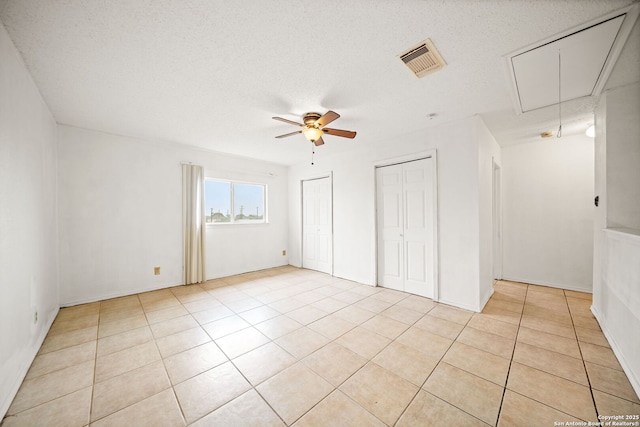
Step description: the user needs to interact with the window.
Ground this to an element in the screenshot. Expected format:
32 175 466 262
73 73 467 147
205 179 266 224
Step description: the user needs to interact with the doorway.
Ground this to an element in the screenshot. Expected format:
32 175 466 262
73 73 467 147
492 160 503 280
302 176 333 274
376 157 435 298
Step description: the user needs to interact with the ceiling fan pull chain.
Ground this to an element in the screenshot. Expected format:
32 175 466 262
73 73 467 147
311 143 315 165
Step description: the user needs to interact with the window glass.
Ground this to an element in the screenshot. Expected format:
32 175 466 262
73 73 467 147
234 183 265 223
205 179 266 224
205 180 231 223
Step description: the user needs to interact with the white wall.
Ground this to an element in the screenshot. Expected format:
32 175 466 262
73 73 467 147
501 134 595 292
288 116 496 312
58 125 288 306
592 82 640 398
0 23 60 418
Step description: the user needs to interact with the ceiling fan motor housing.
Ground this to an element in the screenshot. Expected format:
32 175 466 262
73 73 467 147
303 112 322 126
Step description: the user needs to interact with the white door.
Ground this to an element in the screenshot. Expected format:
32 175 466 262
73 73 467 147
376 158 434 298
302 177 332 274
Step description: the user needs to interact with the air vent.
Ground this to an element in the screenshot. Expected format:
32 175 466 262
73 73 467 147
399 39 446 78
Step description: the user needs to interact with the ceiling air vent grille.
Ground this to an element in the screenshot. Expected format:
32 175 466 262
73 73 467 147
400 39 446 78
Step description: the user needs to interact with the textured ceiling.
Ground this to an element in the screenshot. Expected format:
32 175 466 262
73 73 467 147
1 0 639 165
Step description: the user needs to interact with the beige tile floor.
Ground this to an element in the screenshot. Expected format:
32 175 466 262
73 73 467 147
3 266 639 426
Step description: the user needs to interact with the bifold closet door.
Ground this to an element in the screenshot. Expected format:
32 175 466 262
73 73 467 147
376 158 434 298
302 177 332 274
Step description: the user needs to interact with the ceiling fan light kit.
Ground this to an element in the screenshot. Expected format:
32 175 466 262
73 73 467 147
272 110 356 148
302 127 323 143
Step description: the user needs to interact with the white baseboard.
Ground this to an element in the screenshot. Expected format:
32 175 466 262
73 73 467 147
61 264 293 307
479 287 495 311
591 306 640 400
60 281 183 307
437 297 482 313
206 263 291 281
501 276 592 293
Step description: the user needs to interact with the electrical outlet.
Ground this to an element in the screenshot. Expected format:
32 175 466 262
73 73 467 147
34 311 38 324
154 267 160 275
282 250 286 256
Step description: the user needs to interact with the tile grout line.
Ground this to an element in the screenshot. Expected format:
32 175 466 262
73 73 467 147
168 280 264 426
235 275 373 426
237 285 427 425
565 288 600 420
202 274 346 425
89 295 166 425
87 299 103 425
261 286 414 426
498 285 601 423
218 288 291 426
493 280 527 426
168 275 341 426
393 304 481 426
153 295 189 427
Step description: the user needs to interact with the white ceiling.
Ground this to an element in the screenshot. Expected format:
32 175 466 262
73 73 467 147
1 0 639 165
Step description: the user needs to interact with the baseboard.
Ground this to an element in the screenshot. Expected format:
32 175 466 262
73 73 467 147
206 263 290 281
61 263 292 307
501 276 592 293
332 273 375 287
437 297 482 313
479 287 495 311
61 281 183 307
591 306 640 400
1 307 58 419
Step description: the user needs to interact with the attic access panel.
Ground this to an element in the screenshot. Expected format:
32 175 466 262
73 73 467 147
506 4 639 114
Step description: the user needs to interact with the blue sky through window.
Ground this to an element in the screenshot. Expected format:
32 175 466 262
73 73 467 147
205 180 230 216
234 183 264 217
205 179 265 222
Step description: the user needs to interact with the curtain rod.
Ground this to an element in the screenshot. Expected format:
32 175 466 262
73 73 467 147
180 161 277 177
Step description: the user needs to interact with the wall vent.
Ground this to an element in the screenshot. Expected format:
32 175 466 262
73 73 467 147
399 39 446 78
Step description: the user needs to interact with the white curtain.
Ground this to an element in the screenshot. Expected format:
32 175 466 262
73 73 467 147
182 164 206 284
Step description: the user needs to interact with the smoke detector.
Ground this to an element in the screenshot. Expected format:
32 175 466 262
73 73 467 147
399 39 447 78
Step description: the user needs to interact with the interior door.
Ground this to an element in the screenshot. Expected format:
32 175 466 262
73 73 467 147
376 165 405 291
302 177 332 274
376 158 434 298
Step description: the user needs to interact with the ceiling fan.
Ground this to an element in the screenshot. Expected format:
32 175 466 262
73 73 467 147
272 111 356 146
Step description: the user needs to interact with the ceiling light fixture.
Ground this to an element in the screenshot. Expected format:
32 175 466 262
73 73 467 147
302 127 324 143
586 125 595 138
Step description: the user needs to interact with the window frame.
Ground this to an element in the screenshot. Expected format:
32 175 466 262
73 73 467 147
204 178 268 225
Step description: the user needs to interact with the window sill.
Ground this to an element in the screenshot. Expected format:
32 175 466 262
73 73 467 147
206 222 269 227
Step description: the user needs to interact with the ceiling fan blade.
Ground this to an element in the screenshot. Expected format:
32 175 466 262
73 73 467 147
275 130 302 139
323 127 357 139
313 136 325 146
272 116 304 127
316 110 340 127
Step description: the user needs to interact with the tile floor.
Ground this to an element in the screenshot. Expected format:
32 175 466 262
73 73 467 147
2 266 639 426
